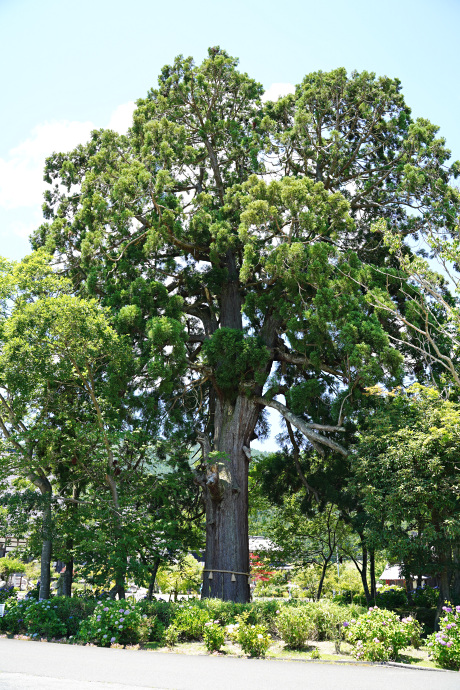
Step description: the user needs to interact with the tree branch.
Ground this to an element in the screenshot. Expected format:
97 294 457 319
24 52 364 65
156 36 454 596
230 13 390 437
253 396 348 456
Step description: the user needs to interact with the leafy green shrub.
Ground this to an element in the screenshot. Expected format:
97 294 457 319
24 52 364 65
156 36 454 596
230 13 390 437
234 613 271 657
246 599 280 632
52 596 97 636
306 599 365 642
375 585 407 610
172 602 212 640
344 606 422 661
23 600 66 639
203 620 225 652
148 615 165 642
200 598 246 625
412 586 439 609
332 592 367 606
78 600 148 647
164 624 179 648
276 606 315 649
137 599 175 628
427 604 460 670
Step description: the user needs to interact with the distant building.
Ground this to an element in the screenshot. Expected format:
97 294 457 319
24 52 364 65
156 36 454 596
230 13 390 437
0 536 27 558
379 564 436 589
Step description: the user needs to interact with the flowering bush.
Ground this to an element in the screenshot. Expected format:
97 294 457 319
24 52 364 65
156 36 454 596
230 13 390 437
276 607 315 649
225 621 240 643
51 596 97 637
344 606 422 661
0 586 17 603
427 605 460 670
307 599 356 643
412 586 439 609
0 597 31 634
78 601 148 647
23 600 66 639
203 620 225 652
234 613 271 657
374 585 407 610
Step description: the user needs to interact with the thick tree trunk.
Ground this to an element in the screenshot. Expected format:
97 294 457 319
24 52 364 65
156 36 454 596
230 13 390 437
201 395 259 603
29 473 53 601
39 495 52 600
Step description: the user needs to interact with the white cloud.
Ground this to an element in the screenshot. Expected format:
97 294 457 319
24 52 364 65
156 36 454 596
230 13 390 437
0 120 94 210
0 101 136 216
107 101 136 134
262 83 296 103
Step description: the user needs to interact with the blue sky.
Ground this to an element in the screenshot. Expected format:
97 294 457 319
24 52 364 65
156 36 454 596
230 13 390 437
1 0 459 261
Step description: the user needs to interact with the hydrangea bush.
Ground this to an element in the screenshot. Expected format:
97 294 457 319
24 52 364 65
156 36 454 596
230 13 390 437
233 613 271 657
427 605 460 670
0 586 16 603
23 600 66 639
344 606 422 661
276 606 315 649
77 601 148 647
412 586 439 609
0 597 31 634
374 585 407 610
203 620 225 652
0 597 67 638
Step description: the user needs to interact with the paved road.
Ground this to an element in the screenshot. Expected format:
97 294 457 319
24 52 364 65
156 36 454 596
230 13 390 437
0 638 457 690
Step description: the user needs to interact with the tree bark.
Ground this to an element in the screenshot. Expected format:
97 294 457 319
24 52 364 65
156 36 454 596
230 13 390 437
317 557 331 600
201 395 259 603
355 539 371 605
39 493 52 600
369 549 376 601
63 558 73 597
28 472 53 601
147 558 161 601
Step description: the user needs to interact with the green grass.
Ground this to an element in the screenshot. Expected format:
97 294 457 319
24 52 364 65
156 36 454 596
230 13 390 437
143 638 439 669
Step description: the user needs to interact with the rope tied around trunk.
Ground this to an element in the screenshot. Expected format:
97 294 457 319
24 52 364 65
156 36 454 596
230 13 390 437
203 568 251 583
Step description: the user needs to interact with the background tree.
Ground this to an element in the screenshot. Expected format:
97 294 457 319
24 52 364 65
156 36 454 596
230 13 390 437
156 554 203 601
353 385 460 621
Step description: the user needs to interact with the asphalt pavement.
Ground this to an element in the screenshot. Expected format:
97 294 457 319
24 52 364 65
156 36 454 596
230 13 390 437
0 637 458 690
